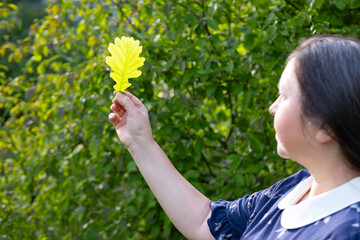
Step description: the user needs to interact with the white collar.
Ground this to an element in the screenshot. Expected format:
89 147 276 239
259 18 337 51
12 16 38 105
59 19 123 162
278 175 360 229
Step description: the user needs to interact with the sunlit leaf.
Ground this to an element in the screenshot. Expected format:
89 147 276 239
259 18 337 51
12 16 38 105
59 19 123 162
105 36 145 92
8 3 18 11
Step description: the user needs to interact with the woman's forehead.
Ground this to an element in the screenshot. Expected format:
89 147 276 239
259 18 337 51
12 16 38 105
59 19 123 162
278 59 296 89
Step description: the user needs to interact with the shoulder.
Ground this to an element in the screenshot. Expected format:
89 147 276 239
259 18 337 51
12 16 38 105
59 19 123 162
207 170 310 238
274 169 310 189
262 169 310 198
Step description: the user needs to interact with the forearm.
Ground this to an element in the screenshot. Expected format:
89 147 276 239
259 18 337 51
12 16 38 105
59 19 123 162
128 140 213 239
109 92 213 239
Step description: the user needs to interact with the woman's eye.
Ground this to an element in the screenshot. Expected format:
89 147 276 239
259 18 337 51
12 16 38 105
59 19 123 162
280 93 286 98
278 94 286 101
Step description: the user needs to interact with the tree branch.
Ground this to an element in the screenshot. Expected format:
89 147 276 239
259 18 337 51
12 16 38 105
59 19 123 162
116 1 142 33
224 87 235 143
285 0 300 11
201 153 215 177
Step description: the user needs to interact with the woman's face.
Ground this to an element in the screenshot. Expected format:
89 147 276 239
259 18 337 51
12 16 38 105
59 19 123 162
269 59 315 160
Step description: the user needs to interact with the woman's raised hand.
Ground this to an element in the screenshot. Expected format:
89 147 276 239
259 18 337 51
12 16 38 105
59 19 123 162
108 91 154 150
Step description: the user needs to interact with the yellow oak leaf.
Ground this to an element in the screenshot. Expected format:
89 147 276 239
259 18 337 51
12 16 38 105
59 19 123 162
105 36 145 92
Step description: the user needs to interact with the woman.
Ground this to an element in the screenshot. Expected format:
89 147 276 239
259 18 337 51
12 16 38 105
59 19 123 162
108 35 360 239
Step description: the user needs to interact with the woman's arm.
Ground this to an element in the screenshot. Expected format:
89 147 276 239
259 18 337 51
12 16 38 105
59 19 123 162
109 92 214 240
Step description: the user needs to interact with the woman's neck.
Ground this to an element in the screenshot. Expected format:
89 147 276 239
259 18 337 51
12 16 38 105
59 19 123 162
307 163 360 198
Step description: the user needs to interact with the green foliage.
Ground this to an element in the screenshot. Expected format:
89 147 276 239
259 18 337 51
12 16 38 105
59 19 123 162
1 0 359 238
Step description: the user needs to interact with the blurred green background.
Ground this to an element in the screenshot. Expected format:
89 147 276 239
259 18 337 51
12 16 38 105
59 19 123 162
1 0 359 239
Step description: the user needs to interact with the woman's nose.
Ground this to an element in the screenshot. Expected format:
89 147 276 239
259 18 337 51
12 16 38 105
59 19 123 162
269 101 277 116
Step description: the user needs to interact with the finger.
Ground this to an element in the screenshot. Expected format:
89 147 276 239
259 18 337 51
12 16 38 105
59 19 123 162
109 112 120 126
123 91 145 108
113 99 126 111
110 104 125 119
115 92 137 115
111 91 126 111
111 99 126 117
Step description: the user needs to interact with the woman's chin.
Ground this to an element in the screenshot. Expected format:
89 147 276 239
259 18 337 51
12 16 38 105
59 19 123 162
276 145 289 159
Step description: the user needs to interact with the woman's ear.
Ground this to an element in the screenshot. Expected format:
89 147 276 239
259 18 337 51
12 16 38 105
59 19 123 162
315 127 333 144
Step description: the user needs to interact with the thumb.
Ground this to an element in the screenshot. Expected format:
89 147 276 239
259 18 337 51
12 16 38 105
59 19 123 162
115 92 137 115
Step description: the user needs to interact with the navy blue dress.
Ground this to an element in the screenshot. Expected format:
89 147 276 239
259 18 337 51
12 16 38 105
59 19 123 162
207 170 360 240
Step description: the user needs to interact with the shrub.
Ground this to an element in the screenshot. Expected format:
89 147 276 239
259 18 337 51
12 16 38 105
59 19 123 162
0 0 359 238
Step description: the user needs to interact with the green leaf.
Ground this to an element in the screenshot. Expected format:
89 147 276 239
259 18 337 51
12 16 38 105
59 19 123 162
211 34 221 48
247 14 257 29
335 0 347 10
248 135 263 153
126 161 137 172
206 82 218 98
350 0 360 8
267 25 277 38
206 18 218 29
309 0 326 10
184 169 200 180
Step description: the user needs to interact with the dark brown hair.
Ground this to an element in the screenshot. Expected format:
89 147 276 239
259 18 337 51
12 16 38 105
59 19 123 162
288 35 360 170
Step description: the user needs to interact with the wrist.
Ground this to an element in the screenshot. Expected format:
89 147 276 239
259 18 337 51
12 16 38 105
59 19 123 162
127 137 157 155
